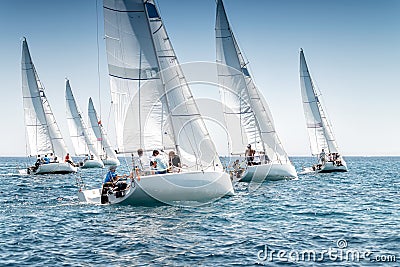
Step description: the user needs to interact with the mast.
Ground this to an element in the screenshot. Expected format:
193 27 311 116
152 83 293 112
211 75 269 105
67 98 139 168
103 0 221 170
299 48 339 155
220 0 266 155
21 38 68 158
216 0 290 163
143 1 180 157
146 0 222 170
66 79 101 159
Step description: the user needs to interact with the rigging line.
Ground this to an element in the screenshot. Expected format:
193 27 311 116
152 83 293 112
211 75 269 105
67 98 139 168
151 0 198 161
95 0 102 122
106 98 113 149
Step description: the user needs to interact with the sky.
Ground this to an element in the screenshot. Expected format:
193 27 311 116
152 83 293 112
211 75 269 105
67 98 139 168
0 0 399 157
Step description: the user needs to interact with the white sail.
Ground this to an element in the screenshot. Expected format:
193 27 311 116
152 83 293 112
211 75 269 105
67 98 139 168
299 49 339 155
104 0 221 171
21 38 68 158
88 97 120 164
146 0 222 170
104 0 161 153
215 0 290 164
65 80 102 160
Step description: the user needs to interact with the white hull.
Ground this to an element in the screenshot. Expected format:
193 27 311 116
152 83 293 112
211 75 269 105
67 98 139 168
81 159 104 169
314 160 348 173
101 158 120 166
78 171 234 205
28 162 77 175
240 163 297 182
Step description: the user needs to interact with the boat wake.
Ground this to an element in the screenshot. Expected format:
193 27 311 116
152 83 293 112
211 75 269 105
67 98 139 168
298 168 315 175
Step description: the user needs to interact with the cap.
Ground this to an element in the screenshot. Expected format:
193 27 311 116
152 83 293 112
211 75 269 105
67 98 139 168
109 165 117 171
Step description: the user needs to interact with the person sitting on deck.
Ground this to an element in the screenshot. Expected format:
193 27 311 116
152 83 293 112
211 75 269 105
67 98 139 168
135 148 150 174
64 153 75 166
168 151 181 173
253 152 261 165
43 155 51 164
232 159 244 179
51 156 59 163
335 154 343 166
101 166 127 204
152 150 168 174
28 155 42 173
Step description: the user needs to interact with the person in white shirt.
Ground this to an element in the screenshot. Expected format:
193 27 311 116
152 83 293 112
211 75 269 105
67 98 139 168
152 150 168 174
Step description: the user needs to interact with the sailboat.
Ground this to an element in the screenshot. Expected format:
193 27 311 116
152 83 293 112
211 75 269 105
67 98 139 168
88 98 120 166
21 38 77 174
78 0 234 205
65 79 104 168
299 49 347 173
215 0 297 182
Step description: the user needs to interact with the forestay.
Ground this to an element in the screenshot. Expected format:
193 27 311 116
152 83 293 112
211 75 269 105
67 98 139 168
21 38 68 158
299 49 339 155
215 0 290 164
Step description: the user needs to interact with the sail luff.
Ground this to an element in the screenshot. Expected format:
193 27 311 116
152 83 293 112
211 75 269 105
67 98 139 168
65 80 101 159
21 39 68 158
142 1 179 156
299 49 339 155
216 0 266 155
146 0 222 170
88 97 119 162
103 0 164 153
216 0 290 163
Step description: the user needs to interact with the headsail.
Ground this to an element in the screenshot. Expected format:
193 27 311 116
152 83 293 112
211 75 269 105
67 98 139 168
65 80 102 160
299 49 339 155
88 97 119 164
146 0 222 170
104 0 221 171
215 0 290 164
21 38 68 158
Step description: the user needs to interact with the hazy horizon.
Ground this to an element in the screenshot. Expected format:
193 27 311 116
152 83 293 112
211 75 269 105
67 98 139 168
1 0 399 157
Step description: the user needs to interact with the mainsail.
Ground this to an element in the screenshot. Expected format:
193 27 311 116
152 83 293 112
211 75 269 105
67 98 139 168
88 97 119 163
21 38 68 158
299 49 339 155
104 0 221 171
65 80 102 160
215 0 290 164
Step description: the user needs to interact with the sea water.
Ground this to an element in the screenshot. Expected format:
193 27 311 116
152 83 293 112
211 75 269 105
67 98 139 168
0 157 399 266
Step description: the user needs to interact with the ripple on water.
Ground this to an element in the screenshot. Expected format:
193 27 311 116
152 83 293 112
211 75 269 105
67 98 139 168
0 157 399 266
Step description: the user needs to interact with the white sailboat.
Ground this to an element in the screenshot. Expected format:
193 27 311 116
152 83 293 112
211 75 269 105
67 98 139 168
88 97 120 166
65 79 104 169
78 0 234 205
21 38 77 174
299 48 348 173
215 0 297 182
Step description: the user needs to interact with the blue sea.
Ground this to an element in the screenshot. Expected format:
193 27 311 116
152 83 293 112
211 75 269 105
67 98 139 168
0 157 399 266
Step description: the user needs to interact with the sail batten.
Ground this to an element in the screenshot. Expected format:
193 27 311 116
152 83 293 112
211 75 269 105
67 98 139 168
299 49 339 155
65 80 102 160
21 39 68 158
215 0 291 164
104 0 221 171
